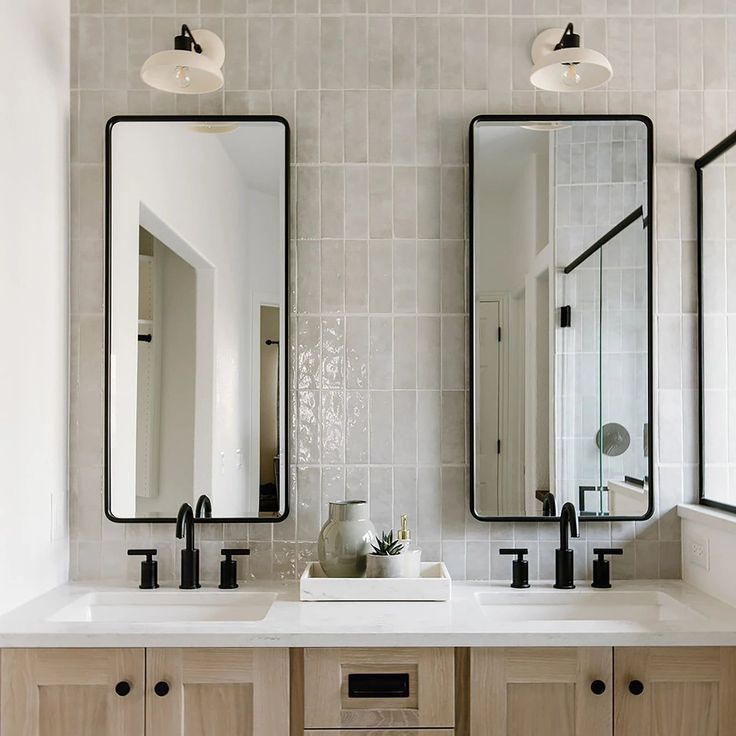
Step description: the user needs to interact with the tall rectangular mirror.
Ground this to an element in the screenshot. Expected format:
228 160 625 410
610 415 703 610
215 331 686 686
106 116 289 522
470 115 654 521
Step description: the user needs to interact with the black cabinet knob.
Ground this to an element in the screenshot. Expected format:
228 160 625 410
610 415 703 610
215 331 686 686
115 681 131 697
590 679 606 695
628 679 645 695
154 681 170 697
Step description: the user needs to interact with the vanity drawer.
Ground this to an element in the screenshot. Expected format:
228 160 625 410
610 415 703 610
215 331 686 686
306 731 454 735
303 648 454 729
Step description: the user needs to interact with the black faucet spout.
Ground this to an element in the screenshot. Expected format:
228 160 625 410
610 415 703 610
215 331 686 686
176 502 200 589
176 503 195 548
554 502 579 590
558 501 579 550
195 493 212 518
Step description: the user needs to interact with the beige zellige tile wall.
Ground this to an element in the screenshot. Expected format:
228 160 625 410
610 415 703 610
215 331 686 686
70 0 725 584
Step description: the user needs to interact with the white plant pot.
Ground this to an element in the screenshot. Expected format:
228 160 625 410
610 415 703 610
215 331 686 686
366 554 406 578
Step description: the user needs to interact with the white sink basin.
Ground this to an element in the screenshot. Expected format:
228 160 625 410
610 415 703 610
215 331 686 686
476 590 703 624
48 591 277 624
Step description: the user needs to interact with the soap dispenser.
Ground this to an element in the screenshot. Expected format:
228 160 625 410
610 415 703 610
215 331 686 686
398 515 422 577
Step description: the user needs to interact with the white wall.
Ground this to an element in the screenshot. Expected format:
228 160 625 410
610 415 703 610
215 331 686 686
0 0 69 611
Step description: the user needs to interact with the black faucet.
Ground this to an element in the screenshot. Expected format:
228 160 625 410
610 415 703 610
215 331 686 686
176 502 200 589
195 493 212 518
554 502 579 589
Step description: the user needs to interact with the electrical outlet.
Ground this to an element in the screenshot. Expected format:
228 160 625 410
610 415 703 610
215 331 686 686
686 535 710 571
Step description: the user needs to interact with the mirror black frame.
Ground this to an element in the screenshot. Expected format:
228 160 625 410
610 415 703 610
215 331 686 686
468 114 655 523
104 115 291 525
696 128 736 515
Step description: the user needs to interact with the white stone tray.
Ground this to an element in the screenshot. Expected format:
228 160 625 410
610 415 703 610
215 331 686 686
299 561 452 602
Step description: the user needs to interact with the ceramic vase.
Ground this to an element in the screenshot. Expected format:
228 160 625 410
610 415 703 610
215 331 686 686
318 500 375 578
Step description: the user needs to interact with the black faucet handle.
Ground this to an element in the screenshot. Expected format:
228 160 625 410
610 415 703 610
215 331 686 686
499 548 528 559
127 548 159 590
219 548 251 590
499 548 530 589
591 547 624 589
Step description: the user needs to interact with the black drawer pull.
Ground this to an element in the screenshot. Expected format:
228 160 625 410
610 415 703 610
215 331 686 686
154 681 170 697
114 681 131 697
348 673 410 698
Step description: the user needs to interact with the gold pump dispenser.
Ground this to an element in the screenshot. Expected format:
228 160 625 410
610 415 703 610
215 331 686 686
398 514 411 543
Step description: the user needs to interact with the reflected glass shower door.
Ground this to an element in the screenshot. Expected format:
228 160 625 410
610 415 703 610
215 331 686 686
558 212 649 517
599 216 649 517
557 247 603 515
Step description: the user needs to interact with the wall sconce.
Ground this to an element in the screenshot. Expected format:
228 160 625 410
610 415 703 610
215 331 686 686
141 24 225 94
530 23 612 92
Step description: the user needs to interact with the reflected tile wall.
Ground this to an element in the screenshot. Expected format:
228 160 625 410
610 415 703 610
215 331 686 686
69 0 733 584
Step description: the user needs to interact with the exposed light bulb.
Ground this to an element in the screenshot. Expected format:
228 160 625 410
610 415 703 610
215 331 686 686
561 62 581 87
175 65 192 88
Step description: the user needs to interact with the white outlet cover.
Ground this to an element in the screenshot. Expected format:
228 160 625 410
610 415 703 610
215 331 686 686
686 534 710 571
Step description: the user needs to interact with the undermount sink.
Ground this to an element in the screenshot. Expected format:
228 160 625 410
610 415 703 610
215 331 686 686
48 591 277 624
475 589 703 624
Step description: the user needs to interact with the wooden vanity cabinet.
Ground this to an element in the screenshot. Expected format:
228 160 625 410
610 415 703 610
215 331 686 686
5 645 736 736
469 647 612 736
0 647 289 736
468 646 736 736
614 647 736 736
147 648 289 736
0 648 145 736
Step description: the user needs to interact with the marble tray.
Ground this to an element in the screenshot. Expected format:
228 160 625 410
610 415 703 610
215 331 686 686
299 561 452 601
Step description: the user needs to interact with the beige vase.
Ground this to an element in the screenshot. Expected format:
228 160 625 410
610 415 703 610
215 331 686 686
318 500 375 578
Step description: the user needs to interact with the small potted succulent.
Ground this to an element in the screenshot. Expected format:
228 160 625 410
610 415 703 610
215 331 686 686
366 530 406 578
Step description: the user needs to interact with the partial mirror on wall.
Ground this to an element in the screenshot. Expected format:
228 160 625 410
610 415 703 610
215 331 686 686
697 129 736 514
106 116 289 522
470 115 654 521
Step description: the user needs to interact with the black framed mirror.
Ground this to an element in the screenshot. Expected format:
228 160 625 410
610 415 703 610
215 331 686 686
469 115 654 522
105 116 289 523
697 129 736 515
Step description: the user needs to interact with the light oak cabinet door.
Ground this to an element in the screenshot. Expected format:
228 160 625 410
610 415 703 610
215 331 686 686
470 647 612 736
614 647 736 736
146 647 289 736
0 648 144 736
303 648 454 729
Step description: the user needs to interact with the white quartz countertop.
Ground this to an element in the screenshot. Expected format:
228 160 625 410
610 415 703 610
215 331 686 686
2 580 736 648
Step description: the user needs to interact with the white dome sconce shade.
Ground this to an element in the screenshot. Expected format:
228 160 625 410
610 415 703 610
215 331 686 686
530 23 612 92
141 25 225 95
